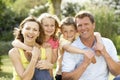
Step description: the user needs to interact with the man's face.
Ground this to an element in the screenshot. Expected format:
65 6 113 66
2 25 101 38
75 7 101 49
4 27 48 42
76 17 95 40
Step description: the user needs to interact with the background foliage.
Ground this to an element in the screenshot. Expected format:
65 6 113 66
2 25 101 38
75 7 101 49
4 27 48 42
0 0 120 79
0 0 120 55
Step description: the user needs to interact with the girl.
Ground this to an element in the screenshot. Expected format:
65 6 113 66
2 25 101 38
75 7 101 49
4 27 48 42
37 13 60 79
37 13 60 64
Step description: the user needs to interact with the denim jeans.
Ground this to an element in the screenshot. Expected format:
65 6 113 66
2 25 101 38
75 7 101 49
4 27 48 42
113 75 120 80
32 68 52 80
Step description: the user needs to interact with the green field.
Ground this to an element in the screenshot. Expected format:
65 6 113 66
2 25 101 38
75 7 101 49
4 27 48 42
0 55 12 80
0 55 119 80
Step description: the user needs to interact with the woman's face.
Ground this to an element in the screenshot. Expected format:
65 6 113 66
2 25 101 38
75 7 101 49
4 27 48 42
21 21 40 43
41 17 56 38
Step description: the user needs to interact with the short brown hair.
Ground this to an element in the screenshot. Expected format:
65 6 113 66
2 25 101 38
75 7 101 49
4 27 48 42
75 11 95 24
60 17 77 31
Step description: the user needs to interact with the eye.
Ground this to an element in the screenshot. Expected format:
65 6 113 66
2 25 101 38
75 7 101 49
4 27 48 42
63 30 67 33
44 25 48 27
25 27 30 30
77 24 82 27
33 28 38 31
84 23 89 26
70 30 74 32
42 24 48 27
51 25 55 27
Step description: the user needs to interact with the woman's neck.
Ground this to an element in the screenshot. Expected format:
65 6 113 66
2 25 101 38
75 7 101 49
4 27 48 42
24 41 36 47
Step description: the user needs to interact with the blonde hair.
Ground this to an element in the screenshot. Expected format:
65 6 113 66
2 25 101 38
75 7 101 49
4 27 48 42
38 13 60 41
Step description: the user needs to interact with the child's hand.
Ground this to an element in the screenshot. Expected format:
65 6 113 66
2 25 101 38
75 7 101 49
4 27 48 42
94 32 104 56
31 47 40 59
36 60 53 69
94 32 101 37
25 47 32 53
93 42 104 56
84 50 96 64
83 54 95 65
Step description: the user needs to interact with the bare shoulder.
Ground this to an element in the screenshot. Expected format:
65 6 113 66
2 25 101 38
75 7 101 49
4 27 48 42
8 48 19 58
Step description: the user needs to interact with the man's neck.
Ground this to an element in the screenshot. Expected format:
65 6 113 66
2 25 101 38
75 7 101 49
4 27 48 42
80 36 96 48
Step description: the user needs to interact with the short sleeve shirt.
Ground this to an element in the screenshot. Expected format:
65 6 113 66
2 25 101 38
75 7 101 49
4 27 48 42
47 38 59 49
62 37 119 80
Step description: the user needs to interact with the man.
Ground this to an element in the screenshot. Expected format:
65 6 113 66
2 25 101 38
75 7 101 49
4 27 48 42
62 11 120 80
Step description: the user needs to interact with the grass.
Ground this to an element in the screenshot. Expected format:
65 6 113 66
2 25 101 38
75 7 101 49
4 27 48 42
0 55 12 80
0 55 119 80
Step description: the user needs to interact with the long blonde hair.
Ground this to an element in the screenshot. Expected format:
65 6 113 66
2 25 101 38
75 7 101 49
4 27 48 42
38 13 60 41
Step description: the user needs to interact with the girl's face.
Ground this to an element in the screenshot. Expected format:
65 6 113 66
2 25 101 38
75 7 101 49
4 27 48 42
41 17 56 38
21 21 40 44
62 25 76 41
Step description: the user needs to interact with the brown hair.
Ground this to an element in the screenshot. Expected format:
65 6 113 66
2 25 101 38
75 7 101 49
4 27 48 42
38 13 60 41
75 11 95 24
60 17 77 31
13 16 44 45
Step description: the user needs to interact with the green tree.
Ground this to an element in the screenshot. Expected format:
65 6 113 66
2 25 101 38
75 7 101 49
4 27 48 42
12 0 47 17
48 0 62 18
62 2 85 17
0 0 15 41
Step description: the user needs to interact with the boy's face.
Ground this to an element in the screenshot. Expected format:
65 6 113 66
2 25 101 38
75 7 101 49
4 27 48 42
62 25 76 41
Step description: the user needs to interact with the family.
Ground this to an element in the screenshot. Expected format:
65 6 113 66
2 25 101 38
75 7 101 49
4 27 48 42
9 10 120 80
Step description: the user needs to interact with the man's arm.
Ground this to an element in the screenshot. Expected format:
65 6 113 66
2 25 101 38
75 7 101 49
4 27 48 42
94 38 120 76
101 48 120 76
62 55 91 80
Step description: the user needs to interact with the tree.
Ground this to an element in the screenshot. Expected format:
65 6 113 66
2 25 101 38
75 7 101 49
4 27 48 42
62 2 85 17
13 0 47 16
48 0 62 18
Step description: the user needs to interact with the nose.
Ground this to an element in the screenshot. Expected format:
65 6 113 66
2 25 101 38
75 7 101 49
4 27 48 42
67 31 71 37
29 29 33 33
81 25 85 30
46 26 51 30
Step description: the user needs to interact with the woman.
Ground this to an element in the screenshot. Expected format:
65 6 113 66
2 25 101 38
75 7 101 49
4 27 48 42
9 16 52 80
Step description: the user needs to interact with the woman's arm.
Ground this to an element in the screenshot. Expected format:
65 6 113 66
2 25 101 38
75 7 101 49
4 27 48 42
9 47 39 80
12 39 32 52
